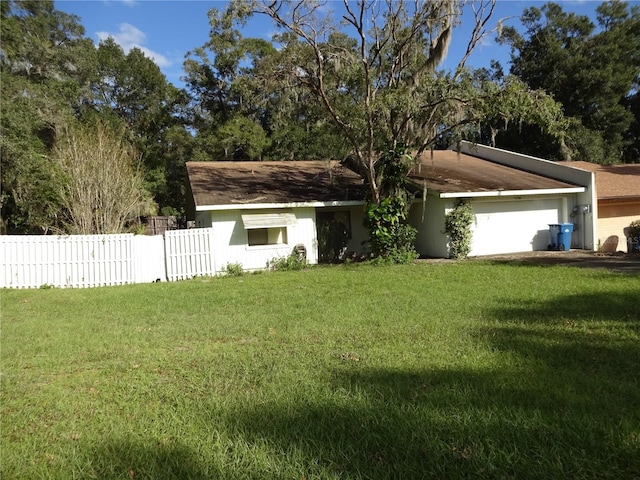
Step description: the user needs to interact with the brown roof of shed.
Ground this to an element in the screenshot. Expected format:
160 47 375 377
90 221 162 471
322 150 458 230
408 150 580 194
187 160 367 207
557 161 640 201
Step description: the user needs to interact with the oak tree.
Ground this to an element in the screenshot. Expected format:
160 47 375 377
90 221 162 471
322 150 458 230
204 0 566 258
0 0 96 233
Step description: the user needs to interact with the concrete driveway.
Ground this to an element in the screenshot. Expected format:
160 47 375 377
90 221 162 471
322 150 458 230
474 250 640 274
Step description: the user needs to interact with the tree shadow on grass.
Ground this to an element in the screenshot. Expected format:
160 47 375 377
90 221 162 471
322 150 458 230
478 290 639 409
479 256 640 274
76 291 639 479
75 438 211 480
214 291 639 479
220 363 639 479
486 290 639 325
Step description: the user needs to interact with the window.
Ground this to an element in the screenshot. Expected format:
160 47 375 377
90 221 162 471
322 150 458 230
247 227 288 246
242 212 295 247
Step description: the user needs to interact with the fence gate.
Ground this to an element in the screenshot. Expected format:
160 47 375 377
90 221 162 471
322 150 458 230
164 228 216 281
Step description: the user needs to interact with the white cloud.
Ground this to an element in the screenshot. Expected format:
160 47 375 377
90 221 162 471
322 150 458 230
97 22 144 46
96 23 171 68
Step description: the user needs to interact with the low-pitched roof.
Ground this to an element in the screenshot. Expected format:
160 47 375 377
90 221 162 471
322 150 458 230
187 160 367 209
408 150 582 197
557 161 640 202
187 151 588 209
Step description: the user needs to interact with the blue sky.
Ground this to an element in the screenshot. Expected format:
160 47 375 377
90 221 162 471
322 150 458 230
57 0 603 87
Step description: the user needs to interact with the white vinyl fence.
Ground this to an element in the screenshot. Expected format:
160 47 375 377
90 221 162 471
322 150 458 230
0 229 216 289
164 228 215 282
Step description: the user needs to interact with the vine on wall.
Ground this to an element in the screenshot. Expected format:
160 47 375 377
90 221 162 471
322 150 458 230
363 145 419 264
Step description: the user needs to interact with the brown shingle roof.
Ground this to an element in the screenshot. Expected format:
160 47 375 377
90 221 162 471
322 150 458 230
558 161 640 201
409 150 580 194
187 152 587 209
187 161 368 208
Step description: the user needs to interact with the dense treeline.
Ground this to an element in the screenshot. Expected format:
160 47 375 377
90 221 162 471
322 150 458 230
494 1 640 163
1 0 189 234
1 0 638 236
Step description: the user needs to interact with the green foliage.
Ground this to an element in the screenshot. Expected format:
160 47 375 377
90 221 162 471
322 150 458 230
222 262 244 277
627 220 640 252
0 1 190 232
444 199 474 259
184 7 349 162
216 116 269 160
498 1 640 163
363 146 419 263
624 91 640 162
366 224 420 265
0 1 94 233
628 220 640 236
364 198 418 264
92 38 190 213
374 146 415 199
264 120 349 161
267 252 307 271
472 74 569 150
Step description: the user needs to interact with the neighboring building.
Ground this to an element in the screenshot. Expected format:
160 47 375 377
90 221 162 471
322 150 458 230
186 143 599 271
558 161 640 252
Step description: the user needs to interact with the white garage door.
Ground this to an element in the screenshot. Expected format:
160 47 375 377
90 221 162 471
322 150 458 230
470 198 563 256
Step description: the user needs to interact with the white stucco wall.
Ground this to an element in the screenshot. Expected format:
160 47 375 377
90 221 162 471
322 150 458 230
199 207 318 272
410 194 585 258
409 195 450 258
195 205 370 272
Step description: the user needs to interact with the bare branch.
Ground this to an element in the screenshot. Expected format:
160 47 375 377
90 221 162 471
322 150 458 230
456 0 503 75
54 121 153 234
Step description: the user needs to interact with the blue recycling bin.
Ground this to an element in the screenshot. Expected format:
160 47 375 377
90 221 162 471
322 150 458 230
548 223 573 251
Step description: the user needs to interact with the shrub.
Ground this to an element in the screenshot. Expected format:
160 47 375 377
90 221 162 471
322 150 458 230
627 220 640 252
268 253 307 271
364 197 418 264
444 199 474 259
222 262 244 277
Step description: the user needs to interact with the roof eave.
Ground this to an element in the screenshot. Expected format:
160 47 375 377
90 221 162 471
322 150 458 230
439 187 586 199
598 196 640 204
195 200 366 211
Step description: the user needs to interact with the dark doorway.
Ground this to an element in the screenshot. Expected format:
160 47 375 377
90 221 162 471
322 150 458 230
316 211 351 262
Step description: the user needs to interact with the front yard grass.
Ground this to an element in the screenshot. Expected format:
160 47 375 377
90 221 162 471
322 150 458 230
2 261 639 479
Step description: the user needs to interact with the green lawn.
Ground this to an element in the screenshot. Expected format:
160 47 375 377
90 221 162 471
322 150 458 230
2 261 639 479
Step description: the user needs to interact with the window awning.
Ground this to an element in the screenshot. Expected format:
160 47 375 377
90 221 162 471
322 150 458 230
241 212 297 229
